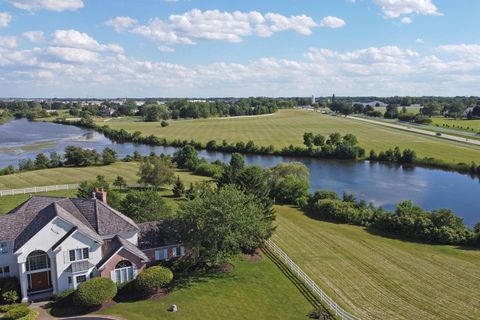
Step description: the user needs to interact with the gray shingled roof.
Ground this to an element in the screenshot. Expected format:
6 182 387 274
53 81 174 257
96 235 149 269
0 196 139 252
137 221 183 250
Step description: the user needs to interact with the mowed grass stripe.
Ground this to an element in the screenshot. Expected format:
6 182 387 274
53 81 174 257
0 162 208 190
273 206 480 320
102 109 480 164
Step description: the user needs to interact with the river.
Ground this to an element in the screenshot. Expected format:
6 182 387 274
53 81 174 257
1 119 479 226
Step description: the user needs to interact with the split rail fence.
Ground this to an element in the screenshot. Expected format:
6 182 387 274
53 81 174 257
265 239 360 320
0 184 79 197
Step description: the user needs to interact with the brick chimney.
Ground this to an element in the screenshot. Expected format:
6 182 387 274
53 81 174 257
94 188 107 203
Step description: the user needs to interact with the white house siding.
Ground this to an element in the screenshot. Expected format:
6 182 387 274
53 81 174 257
0 240 19 278
15 217 102 300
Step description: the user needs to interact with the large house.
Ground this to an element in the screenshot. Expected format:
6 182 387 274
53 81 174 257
0 190 185 302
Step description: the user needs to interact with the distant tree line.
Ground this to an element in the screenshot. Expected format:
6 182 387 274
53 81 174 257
0 146 118 176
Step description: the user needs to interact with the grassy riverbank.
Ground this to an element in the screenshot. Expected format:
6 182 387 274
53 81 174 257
99 109 480 164
273 205 480 320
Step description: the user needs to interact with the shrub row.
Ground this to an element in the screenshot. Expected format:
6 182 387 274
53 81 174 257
304 190 479 247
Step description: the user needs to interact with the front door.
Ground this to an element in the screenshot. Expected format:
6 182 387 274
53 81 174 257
29 271 51 292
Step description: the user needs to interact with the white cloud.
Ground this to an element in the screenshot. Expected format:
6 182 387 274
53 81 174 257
438 44 480 60
9 0 84 12
416 38 424 44
320 16 346 28
23 30 45 43
0 12 12 28
105 16 138 32
51 29 123 53
266 13 317 35
112 9 322 46
400 17 413 24
0 36 18 48
45 46 98 63
158 45 175 52
1 42 480 97
373 0 442 19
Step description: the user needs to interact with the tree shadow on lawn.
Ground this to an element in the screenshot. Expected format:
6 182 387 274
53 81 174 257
47 302 92 318
262 248 320 309
114 269 234 303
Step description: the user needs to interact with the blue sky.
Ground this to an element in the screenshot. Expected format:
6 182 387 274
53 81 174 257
0 0 479 97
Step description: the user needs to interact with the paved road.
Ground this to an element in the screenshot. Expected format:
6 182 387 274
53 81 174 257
347 116 480 147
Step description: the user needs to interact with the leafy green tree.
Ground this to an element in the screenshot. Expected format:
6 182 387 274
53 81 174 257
64 146 100 167
303 132 314 149
327 132 342 146
172 176 185 197
113 175 127 189
177 184 271 267
138 156 176 189
218 153 245 186
267 162 310 204
102 147 117 165
77 175 110 199
313 134 326 147
384 104 399 119
120 190 172 222
34 153 50 169
48 151 63 168
173 145 199 170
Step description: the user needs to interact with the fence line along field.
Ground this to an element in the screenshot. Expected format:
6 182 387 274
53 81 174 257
0 162 206 190
272 206 480 320
100 109 480 164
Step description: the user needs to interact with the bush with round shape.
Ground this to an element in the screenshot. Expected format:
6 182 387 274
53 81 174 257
73 278 117 307
135 266 173 294
2 304 29 320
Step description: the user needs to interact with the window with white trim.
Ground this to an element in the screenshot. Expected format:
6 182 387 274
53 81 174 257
172 246 185 258
0 242 9 255
113 261 134 284
0 266 10 278
154 248 168 261
69 248 89 262
76 275 87 285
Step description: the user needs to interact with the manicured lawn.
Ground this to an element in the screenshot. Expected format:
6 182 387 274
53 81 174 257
0 189 78 215
430 117 480 133
101 109 480 164
0 163 210 214
100 254 314 320
272 205 480 320
0 162 208 189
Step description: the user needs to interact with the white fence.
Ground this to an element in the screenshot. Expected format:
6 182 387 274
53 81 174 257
266 239 360 320
0 184 79 197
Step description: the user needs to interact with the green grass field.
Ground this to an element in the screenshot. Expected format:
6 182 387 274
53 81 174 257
272 206 480 320
0 162 207 190
0 162 210 215
430 117 480 133
100 109 480 164
100 254 314 320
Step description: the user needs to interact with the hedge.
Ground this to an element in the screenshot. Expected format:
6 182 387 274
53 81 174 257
135 266 173 293
73 278 117 307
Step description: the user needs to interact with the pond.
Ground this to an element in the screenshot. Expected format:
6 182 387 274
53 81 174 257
1 119 479 226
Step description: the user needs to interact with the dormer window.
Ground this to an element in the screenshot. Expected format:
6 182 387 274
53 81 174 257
0 242 9 255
